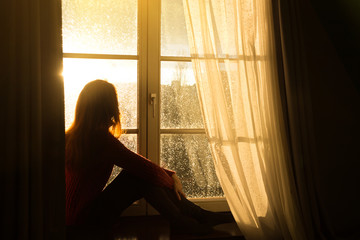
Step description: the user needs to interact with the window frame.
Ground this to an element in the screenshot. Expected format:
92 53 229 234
145 0 229 212
63 0 229 215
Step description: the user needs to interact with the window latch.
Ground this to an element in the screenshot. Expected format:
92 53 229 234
150 93 156 118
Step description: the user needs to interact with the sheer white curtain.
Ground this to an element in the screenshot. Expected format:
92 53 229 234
183 0 305 239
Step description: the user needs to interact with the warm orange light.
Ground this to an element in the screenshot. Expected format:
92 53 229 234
63 58 137 130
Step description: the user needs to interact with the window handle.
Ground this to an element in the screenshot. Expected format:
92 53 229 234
150 93 156 118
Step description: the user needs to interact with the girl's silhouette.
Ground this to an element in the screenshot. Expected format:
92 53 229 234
65 80 233 235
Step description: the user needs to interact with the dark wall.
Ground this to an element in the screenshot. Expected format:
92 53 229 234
310 0 360 92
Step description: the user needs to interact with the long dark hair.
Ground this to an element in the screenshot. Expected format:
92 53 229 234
65 80 122 170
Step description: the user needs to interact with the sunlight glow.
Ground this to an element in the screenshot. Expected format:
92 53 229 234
63 58 136 92
63 58 137 130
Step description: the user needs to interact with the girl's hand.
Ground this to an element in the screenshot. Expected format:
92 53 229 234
172 174 186 200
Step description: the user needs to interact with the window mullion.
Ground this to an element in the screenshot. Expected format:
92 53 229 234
63 53 138 60
160 129 206 134
146 0 161 165
138 0 148 158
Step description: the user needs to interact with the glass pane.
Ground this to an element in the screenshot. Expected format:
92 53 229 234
161 0 190 57
106 134 138 186
62 0 137 55
120 133 137 153
160 134 224 198
161 61 203 129
63 58 137 130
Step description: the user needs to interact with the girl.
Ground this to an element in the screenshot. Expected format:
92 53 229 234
65 80 233 235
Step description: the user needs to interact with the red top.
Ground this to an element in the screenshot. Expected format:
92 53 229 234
65 131 175 225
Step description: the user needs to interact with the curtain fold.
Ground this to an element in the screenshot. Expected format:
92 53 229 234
183 0 306 239
0 0 64 239
271 1 320 239
273 0 360 239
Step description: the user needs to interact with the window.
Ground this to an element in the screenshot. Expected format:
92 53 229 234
62 0 228 213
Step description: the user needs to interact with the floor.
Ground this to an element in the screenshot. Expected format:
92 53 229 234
67 215 244 240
